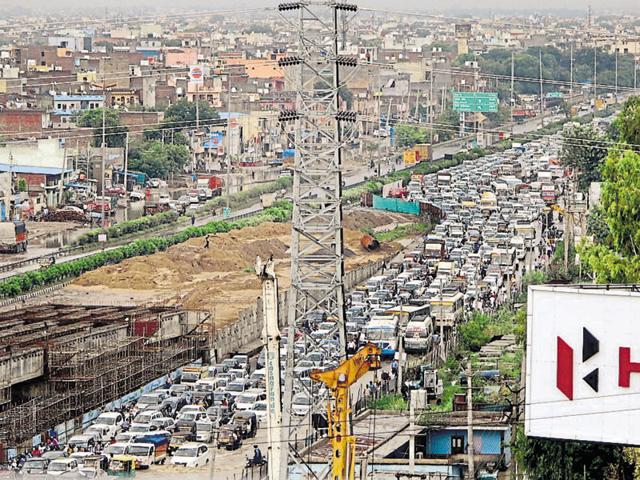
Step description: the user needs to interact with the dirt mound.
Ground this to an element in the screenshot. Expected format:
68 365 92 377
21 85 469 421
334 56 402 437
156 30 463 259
343 209 416 231
73 219 401 326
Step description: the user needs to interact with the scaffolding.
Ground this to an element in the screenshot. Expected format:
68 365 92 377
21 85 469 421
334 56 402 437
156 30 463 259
0 305 208 448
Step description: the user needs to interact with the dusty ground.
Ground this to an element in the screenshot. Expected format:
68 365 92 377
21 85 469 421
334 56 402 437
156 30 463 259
26 221 80 240
69 210 417 326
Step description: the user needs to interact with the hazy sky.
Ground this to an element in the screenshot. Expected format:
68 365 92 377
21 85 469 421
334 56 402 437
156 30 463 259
0 0 638 16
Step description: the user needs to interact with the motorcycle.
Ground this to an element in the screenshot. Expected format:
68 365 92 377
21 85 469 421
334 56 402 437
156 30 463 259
245 456 268 468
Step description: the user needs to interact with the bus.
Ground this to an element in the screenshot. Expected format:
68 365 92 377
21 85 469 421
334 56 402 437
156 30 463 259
429 291 465 328
363 316 399 358
403 317 434 354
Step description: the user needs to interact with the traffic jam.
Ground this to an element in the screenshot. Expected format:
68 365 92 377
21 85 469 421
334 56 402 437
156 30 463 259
14 137 566 477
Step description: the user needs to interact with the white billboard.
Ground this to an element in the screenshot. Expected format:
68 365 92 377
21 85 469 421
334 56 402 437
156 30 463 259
526 285 640 445
188 65 204 86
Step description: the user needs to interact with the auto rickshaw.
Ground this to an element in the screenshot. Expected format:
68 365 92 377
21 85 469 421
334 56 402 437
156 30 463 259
107 454 137 477
233 411 258 439
217 424 242 450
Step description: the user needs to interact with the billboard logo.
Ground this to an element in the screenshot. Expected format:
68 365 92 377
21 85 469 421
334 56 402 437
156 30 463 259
556 328 600 400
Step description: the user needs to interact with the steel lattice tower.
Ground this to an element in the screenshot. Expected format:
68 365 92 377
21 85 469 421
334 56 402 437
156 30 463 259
278 1 358 477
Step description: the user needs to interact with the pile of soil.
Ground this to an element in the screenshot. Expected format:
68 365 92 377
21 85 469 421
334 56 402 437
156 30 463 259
342 209 416 231
73 211 408 326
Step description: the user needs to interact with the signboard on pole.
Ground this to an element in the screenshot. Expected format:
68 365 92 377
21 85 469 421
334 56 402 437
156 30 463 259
188 65 204 85
452 92 499 113
526 285 640 445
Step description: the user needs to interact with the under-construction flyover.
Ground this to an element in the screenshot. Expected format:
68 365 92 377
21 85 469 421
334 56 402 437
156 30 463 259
0 304 210 454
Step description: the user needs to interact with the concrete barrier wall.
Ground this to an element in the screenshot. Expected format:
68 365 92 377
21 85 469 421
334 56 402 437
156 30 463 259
213 258 389 359
0 349 44 387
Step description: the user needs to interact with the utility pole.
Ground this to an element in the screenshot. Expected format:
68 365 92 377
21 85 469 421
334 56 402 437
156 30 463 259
635 57 638 94
466 361 475 480
409 390 415 472
570 43 574 99
377 72 382 177
101 69 107 228
615 49 619 98
510 51 514 124
539 49 544 128
123 132 129 222
429 64 434 143
594 47 598 105
225 70 232 210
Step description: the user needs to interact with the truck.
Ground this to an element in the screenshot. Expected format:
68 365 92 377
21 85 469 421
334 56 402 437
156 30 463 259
541 183 556 204
0 221 28 253
128 434 170 467
415 143 432 162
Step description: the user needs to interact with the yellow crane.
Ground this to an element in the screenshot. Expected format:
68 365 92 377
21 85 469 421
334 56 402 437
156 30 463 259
310 343 382 480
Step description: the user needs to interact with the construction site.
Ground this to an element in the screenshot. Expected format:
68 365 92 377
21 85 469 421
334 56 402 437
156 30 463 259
0 208 411 458
0 304 209 454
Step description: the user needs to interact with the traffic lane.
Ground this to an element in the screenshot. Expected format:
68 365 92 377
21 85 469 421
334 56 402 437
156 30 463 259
135 425 268 480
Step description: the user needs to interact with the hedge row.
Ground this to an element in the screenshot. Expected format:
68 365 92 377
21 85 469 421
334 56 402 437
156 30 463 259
76 210 180 245
0 201 293 298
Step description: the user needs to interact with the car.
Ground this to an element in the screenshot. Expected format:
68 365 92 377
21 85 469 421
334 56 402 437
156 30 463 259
206 405 232 426
235 390 266 411
133 410 162 425
136 392 166 411
151 417 176 433
68 434 97 451
251 401 268 420
175 411 209 430
103 442 129 458
92 412 124 437
170 442 210 468
47 458 79 476
292 393 313 416
225 380 249 398
21 457 52 475
179 405 206 415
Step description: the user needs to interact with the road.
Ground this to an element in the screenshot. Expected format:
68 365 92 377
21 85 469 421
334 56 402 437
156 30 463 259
0 109 583 282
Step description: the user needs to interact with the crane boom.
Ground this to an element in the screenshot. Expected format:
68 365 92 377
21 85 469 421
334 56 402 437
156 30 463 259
310 343 382 480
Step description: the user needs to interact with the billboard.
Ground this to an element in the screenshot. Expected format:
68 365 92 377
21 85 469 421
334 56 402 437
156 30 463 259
526 285 640 445
452 92 499 113
189 65 204 85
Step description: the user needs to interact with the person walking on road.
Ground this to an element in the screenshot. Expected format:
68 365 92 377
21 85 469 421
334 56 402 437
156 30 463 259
191 214 196 226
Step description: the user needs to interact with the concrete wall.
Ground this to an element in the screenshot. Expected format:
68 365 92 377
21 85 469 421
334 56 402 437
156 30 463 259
0 348 44 386
213 258 389 359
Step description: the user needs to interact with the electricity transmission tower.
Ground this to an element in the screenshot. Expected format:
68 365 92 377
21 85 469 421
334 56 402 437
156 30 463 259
278 1 358 477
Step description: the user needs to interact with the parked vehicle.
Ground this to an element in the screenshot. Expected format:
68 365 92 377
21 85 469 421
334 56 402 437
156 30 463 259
0 221 27 253
47 458 79 476
170 443 210 467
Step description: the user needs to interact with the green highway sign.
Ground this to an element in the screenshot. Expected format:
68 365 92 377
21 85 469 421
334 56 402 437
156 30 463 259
546 91 563 99
452 92 499 113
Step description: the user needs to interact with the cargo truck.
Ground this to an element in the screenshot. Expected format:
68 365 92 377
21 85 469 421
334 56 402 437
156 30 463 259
0 221 28 253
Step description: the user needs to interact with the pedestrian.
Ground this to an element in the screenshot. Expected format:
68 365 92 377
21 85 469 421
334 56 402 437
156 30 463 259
191 214 196 226
391 359 398 377
204 234 211 249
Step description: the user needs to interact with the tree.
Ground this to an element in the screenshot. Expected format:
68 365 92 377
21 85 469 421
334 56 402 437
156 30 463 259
580 149 640 283
513 428 627 480
560 124 607 191
128 140 190 179
163 99 219 130
615 96 640 147
77 109 128 148
395 125 428 148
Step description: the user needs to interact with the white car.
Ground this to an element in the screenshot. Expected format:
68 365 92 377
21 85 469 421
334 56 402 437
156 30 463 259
179 405 206 415
292 393 313 416
92 412 124 437
47 458 79 476
251 401 268 421
235 391 266 411
170 443 210 468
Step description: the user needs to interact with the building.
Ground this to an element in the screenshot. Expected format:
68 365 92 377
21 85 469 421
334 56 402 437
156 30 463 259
53 94 105 113
0 139 73 207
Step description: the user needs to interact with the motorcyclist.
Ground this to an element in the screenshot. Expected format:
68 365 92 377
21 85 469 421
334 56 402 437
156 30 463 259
251 445 263 465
